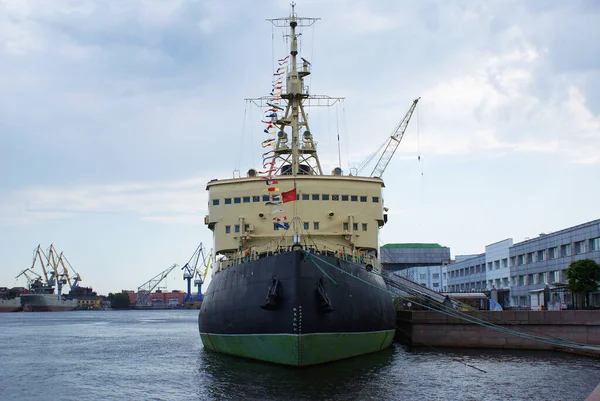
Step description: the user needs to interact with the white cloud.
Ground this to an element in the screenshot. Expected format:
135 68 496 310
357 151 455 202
0 177 210 227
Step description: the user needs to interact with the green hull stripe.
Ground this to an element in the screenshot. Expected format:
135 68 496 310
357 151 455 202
200 330 395 366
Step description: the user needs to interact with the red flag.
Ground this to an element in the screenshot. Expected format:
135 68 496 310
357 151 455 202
282 188 296 203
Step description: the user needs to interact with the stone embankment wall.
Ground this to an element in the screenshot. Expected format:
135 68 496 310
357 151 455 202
396 310 600 352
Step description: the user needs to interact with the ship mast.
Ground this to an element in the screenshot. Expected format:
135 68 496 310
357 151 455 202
266 4 324 176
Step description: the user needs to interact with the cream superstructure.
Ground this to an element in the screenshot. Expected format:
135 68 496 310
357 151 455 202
205 175 387 263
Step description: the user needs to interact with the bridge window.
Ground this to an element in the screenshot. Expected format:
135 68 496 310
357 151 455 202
322 194 330 200
343 222 348 231
212 199 220 206
234 225 240 233
302 194 309 200
253 196 260 202
372 196 379 203
225 198 232 205
244 224 250 232
243 196 250 203
304 222 309 230
332 195 339 201
262 195 270 201
312 194 319 200
274 223 279 230
353 223 358 231
362 223 367 231
234 197 241 204
360 196 367 202
225 225 231 234
313 222 319 230
341 195 349 201
351 195 358 202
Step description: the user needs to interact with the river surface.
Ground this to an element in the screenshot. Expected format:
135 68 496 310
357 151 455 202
1 310 599 400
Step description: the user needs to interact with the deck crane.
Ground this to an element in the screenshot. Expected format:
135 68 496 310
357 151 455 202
181 242 207 303
15 268 43 287
46 244 68 295
56 251 82 291
136 263 178 307
30 245 51 285
357 97 420 178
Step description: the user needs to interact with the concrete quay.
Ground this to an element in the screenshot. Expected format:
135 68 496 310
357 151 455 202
395 310 600 358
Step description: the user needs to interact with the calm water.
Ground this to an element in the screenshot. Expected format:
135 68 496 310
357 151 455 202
1 310 599 401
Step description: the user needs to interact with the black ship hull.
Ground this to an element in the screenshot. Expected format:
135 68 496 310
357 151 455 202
198 250 395 366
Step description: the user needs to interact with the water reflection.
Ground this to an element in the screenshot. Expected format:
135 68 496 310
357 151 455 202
197 346 397 400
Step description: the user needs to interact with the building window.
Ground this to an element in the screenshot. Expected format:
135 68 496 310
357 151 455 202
537 250 545 261
312 194 320 201
574 241 585 254
225 198 232 204
527 274 533 285
225 225 231 234
262 195 270 202
313 222 319 230
352 223 358 231
549 247 557 259
234 197 241 204
351 195 358 202
360 196 367 202
494 260 500 270
503 277 509 287
372 196 380 203
591 237 600 251
560 244 571 257
303 222 309 230
302 194 309 201
341 195 349 201
362 223 367 231
509 256 516 267
343 222 349 231
420 274 426 279
487 262 493 271
432 273 439 279
433 282 439 288
332 195 339 201
212 199 220 206
234 225 240 233
502 258 508 268
322 194 330 200
517 255 524 266
253 196 260 202
526 253 534 264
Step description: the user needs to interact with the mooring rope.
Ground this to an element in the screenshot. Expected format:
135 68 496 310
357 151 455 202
304 250 589 349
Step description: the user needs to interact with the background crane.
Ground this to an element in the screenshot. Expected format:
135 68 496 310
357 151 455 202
136 263 178 307
181 242 207 304
357 97 420 178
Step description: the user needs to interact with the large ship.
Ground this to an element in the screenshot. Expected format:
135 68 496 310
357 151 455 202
199 5 408 366
15 245 81 312
20 293 78 312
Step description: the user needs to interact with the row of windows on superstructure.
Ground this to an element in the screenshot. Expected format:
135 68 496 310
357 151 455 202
224 222 369 234
447 237 600 279
212 194 380 206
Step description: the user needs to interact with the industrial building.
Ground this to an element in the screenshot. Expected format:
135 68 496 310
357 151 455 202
386 218 600 309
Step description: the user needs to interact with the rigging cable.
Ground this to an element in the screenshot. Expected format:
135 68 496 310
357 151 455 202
336 103 342 168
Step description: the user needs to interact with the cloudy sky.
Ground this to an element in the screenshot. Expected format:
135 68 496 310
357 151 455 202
1 0 598 295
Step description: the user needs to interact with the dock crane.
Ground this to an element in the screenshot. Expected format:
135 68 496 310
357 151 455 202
357 97 420 178
136 263 178 307
195 248 213 302
182 242 207 304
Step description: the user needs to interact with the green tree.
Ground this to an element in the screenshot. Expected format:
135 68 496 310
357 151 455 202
566 259 600 308
108 292 132 309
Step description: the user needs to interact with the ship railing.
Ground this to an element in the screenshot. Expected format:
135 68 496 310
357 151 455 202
217 245 377 270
